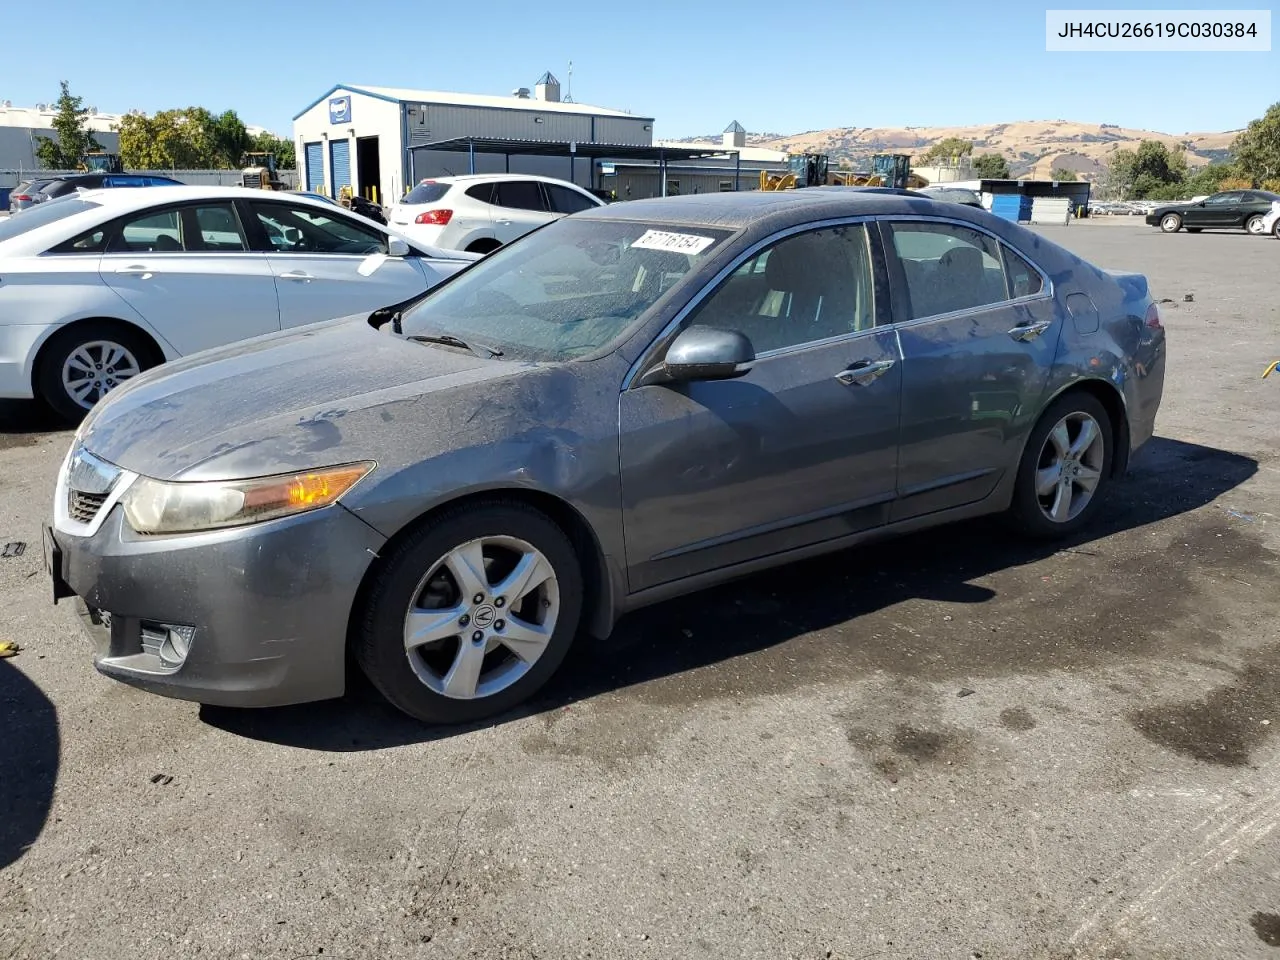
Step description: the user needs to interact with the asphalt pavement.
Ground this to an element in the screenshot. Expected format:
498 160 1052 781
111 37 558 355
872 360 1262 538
1 220 1278 960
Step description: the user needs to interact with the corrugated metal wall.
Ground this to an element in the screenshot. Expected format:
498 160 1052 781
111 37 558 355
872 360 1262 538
329 139 351 193
404 103 649 148
305 142 324 191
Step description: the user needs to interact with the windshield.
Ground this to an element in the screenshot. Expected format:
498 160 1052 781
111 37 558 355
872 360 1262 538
400 217 731 361
402 182 452 205
0 198 101 244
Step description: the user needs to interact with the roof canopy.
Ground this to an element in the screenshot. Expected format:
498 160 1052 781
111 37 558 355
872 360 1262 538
407 136 740 162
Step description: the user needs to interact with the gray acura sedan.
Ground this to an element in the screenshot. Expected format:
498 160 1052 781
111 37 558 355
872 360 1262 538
45 191 1166 724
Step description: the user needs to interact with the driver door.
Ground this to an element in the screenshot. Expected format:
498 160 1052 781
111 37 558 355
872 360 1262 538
618 222 902 593
1193 192 1242 228
246 199 429 328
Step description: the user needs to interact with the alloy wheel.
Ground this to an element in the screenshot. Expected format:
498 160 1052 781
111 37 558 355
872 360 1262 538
403 536 560 700
62 340 142 409
1034 411 1106 524
1246 216 1265 235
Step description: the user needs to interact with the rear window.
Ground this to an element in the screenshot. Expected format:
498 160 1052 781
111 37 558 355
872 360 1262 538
403 182 451 205
0 198 101 244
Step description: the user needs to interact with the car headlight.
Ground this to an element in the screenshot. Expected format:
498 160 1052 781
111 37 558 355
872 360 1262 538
122 462 375 534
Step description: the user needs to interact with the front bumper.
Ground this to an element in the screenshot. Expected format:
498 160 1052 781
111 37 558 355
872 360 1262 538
47 496 386 708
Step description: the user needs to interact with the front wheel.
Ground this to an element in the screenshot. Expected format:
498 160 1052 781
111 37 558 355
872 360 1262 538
36 322 155 422
1245 214 1265 235
354 501 584 724
1160 214 1182 233
1007 393 1115 539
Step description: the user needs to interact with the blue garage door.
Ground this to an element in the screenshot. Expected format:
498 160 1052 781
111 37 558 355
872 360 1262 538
305 142 324 192
330 140 352 195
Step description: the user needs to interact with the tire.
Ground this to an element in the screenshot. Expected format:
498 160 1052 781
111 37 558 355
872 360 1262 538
1245 215 1265 235
35 322 157 423
354 500 584 724
1274 221 1280 240
1160 214 1182 233
1007 392 1115 540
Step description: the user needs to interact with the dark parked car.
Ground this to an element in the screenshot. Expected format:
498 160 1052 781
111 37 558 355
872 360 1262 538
1146 189 1280 234
288 189 387 224
8 177 61 214
38 173 184 202
46 191 1166 725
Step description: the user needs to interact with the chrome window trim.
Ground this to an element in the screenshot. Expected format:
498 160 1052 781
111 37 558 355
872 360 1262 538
621 215 880 392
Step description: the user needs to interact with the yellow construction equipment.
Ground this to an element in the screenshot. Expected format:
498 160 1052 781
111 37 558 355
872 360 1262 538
241 152 285 190
760 152 927 191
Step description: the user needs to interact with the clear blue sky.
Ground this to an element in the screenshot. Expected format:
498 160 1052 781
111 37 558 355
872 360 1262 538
5 0 1274 136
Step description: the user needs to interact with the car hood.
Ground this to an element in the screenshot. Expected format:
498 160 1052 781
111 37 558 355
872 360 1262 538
78 316 517 482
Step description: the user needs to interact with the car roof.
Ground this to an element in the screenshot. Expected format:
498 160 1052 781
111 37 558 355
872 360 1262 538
415 173 590 188
55 184 341 212
579 188 990 232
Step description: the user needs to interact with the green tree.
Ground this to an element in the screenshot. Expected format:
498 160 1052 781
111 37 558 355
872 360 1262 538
920 137 974 164
249 131 295 169
1051 167 1079 181
1106 141 1188 198
211 110 251 169
33 81 103 169
972 153 1010 178
1232 102 1280 185
117 108 217 168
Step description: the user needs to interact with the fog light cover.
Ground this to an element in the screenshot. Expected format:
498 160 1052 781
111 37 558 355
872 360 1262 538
140 621 196 667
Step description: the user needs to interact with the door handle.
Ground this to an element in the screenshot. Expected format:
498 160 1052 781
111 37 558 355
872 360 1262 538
1008 319 1053 342
836 358 895 386
495 218 513 225
115 264 153 278
278 270 313 281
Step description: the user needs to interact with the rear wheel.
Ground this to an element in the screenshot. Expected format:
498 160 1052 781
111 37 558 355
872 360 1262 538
354 501 584 724
1160 214 1182 233
1007 393 1114 539
1246 214 1265 235
36 322 156 422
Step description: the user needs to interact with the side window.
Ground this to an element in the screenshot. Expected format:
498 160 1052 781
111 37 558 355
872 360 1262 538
191 204 248 251
251 202 386 255
886 221 1008 320
1206 192 1240 205
108 209 183 253
493 181 546 211
684 224 876 354
49 228 108 254
464 182 495 204
544 184 597 215
1001 245 1044 299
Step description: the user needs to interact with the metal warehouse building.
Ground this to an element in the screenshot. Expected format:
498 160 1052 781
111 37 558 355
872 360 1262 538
293 74 658 205
292 76 787 204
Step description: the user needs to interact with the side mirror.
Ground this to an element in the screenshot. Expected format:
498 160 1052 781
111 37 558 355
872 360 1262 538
643 326 755 385
387 237 410 257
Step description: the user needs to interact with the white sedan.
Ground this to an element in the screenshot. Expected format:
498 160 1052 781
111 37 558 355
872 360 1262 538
1262 199 1280 238
0 186 477 419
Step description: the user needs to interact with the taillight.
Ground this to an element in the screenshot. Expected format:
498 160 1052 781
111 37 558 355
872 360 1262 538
1144 302 1164 330
415 209 453 225
13 194 30 201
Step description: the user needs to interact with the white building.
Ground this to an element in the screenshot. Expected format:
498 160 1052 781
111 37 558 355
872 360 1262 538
0 102 123 171
292 75 657 204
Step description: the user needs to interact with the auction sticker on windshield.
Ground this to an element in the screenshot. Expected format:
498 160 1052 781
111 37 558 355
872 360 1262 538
631 229 717 255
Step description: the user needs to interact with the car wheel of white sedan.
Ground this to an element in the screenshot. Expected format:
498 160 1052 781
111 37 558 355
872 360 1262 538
37 323 156 422
355 500 584 724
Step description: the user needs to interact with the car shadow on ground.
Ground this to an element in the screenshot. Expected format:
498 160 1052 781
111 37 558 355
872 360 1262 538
201 436 1260 751
0 659 60 869
0 400 68 452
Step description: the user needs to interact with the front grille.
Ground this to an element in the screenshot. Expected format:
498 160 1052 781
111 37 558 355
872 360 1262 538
68 490 108 524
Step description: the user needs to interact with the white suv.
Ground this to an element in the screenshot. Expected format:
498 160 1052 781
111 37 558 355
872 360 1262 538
388 174 604 253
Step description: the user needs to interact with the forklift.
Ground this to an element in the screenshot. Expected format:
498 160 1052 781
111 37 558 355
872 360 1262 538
241 152 286 190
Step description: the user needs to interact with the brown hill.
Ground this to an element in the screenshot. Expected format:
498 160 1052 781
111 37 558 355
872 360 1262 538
678 121 1239 178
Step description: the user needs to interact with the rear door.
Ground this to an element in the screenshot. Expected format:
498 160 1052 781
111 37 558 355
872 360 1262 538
882 218 1059 520
98 201 281 355
246 198 429 327
490 180 554 244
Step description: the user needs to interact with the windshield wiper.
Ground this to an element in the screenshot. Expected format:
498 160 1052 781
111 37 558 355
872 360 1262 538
407 333 503 359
